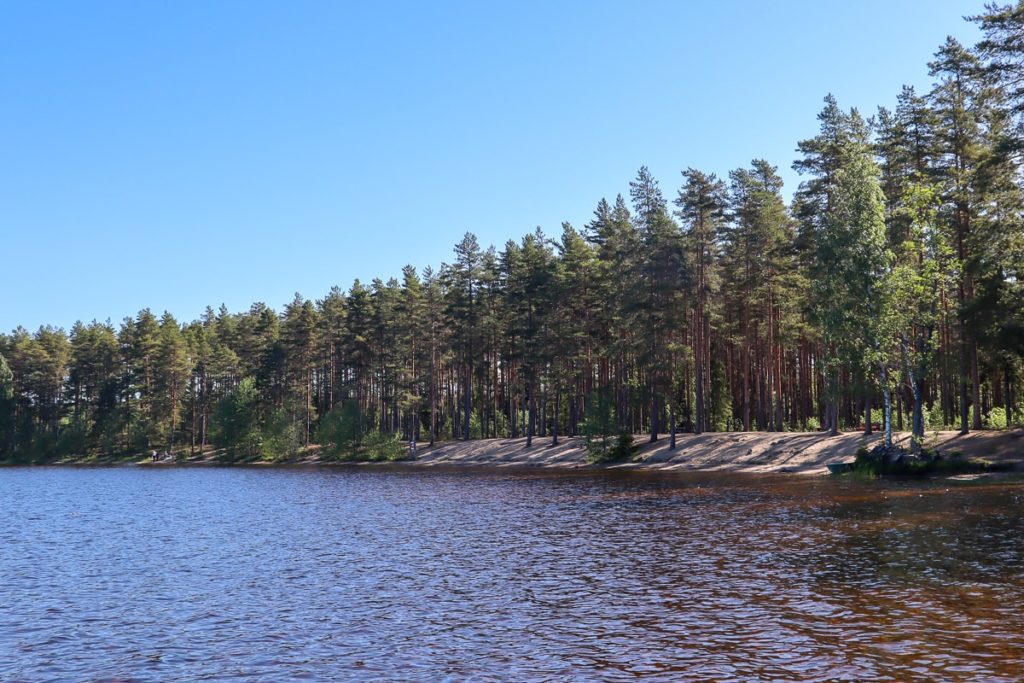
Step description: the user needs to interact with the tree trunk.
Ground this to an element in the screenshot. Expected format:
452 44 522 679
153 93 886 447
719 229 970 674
552 388 559 447
880 362 892 448
1006 368 1014 427
971 342 982 430
463 362 471 440
829 370 840 436
864 393 873 435
960 368 970 435
669 404 676 450
429 359 436 446
695 329 705 435
526 380 535 448
649 377 658 443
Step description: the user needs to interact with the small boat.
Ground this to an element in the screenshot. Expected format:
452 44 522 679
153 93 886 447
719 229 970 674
827 461 854 475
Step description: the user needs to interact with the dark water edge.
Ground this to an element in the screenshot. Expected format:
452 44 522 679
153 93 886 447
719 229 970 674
2 466 1023 682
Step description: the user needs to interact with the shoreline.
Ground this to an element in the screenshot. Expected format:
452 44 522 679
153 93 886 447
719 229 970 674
406 429 1024 475
10 429 1023 476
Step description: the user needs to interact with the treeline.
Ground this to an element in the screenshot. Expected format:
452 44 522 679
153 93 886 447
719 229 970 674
2 5 1023 462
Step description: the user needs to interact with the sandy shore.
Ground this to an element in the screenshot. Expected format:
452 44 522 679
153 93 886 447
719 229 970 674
117 428 1024 475
412 429 1024 475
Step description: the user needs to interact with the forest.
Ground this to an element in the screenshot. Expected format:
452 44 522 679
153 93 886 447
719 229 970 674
1 5 1023 462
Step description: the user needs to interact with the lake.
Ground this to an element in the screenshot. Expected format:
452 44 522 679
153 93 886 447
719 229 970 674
1 466 1022 681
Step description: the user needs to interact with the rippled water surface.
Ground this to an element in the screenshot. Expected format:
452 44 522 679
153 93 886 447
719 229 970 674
2 466 1023 681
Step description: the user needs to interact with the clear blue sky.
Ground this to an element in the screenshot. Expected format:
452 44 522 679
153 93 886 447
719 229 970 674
1 0 983 332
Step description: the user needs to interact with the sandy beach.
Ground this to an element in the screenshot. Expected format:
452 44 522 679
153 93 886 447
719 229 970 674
411 429 1024 475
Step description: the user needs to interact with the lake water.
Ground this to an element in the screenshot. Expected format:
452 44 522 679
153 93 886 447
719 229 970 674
1 466 1022 681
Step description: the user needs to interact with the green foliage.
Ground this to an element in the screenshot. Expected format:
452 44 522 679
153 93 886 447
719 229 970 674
493 409 509 439
985 407 1008 430
469 411 483 440
922 403 947 430
710 357 732 431
0 353 14 456
847 448 995 477
361 429 408 461
315 401 365 459
806 417 821 431
580 391 635 464
581 389 616 462
2 16 1023 463
315 402 408 461
55 416 89 458
211 377 262 459
261 407 303 461
585 429 635 465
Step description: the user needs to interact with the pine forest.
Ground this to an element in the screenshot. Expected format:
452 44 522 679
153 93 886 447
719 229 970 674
2 6 1023 463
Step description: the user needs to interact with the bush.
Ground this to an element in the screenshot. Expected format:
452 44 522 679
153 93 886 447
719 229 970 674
923 403 947 430
582 389 628 463
362 429 408 461
614 430 636 460
315 401 364 459
211 377 262 459
469 411 483 439
261 407 303 461
585 430 635 464
56 416 89 458
806 416 821 431
985 407 1008 430
316 402 409 461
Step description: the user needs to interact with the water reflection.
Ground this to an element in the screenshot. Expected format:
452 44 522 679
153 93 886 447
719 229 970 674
0 467 1021 681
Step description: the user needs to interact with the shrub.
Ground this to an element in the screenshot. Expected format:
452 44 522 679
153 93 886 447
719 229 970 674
469 411 483 439
56 416 89 459
211 378 262 459
923 403 947 430
806 416 821 431
362 429 408 461
985 407 1008 430
582 389 626 463
261 407 303 461
315 401 365 459
316 402 410 461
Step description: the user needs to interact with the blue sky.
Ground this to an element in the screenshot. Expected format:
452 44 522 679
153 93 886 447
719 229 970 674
1 0 983 332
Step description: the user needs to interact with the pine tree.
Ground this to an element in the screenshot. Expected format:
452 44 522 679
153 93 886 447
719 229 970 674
504 229 556 446
724 160 797 431
930 37 986 432
316 286 348 415
282 293 319 444
676 168 726 434
0 353 14 455
155 313 192 452
883 181 951 450
397 265 428 441
421 266 447 444
446 233 483 440
344 280 374 421
972 1 1024 121
796 99 889 436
